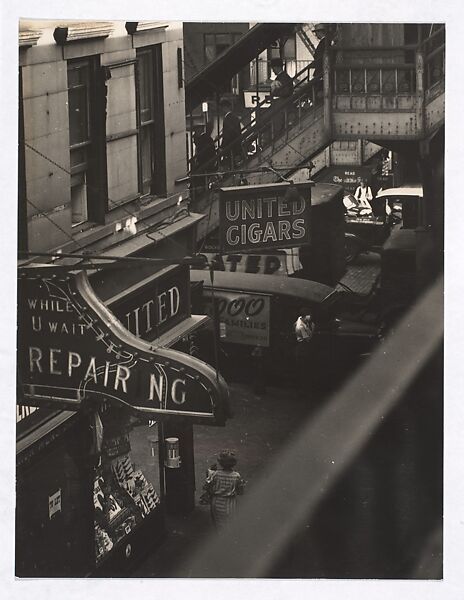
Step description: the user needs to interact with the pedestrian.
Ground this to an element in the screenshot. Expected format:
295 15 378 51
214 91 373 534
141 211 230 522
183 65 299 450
192 122 216 193
203 450 246 528
354 178 374 214
294 310 316 388
219 98 242 170
269 57 294 138
310 23 337 102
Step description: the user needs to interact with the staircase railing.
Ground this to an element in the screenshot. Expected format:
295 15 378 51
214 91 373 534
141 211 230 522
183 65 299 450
188 62 319 194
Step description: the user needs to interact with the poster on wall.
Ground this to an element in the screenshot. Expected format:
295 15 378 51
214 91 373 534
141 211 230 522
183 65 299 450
204 289 271 347
219 182 311 253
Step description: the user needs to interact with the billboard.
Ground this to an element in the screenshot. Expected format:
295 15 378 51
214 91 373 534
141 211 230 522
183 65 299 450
219 182 311 253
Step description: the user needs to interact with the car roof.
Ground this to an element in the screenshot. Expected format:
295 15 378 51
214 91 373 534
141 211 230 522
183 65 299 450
190 270 335 305
376 186 423 198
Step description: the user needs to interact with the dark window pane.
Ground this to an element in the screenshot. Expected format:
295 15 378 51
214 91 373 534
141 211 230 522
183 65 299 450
70 147 87 170
216 34 231 46
366 69 380 93
139 52 154 121
397 69 412 93
140 125 153 194
283 36 296 60
205 45 216 62
335 69 350 93
382 69 396 94
68 64 89 87
68 86 89 145
351 69 365 93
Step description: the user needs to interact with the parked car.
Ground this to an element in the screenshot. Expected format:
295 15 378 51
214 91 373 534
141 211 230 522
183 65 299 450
190 271 382 391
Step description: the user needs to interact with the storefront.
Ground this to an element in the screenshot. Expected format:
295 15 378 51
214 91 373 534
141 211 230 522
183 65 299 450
16 265 229 577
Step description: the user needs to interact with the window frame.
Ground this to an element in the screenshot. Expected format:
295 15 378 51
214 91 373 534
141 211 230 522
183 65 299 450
135 45 166 198
67 56 108 227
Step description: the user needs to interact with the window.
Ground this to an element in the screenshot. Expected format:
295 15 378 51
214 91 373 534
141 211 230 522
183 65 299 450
136 47 166 197
67 57 107 226
203 33 243 93
204 33 242 62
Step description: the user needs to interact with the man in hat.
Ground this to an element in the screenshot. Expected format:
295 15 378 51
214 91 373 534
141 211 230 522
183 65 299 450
219 97 242 170
268 57 294 138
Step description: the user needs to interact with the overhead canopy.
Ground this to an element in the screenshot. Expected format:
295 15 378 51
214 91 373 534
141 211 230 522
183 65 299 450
185 22 298 112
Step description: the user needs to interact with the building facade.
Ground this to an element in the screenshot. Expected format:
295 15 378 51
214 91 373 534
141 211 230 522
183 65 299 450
19 20 191 255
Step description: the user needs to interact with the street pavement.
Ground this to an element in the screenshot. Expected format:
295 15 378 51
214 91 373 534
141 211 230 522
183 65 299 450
131 381 318 577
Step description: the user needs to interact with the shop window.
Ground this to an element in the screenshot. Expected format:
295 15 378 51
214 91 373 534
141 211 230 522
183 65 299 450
136 46 166 197
94 406 163 567
67 57 107 226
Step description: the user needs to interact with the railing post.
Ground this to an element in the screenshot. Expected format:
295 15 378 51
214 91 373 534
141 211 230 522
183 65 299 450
323 46 332 140
415 49 425 137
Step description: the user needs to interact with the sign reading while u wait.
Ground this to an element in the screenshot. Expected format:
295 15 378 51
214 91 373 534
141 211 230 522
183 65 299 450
17 268 229 425
219 182 311 253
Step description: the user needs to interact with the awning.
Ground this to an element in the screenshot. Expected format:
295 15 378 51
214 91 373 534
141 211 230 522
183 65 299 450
186 22 298 112
153 315 210 348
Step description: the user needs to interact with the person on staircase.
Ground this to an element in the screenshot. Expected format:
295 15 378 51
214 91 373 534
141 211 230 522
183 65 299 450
269 57 294 139
219 98 243 171
192 121 216 194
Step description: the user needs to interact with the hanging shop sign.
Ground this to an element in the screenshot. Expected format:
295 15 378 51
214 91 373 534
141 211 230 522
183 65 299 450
316 166 372 194
197 250 301 276
17 268 229 424
204 289 271 347
107 265 190 341
219 182 311 253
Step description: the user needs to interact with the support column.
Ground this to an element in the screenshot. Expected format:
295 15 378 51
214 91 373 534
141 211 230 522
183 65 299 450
415 50 425 138
323 47 332 140
163 420 196 515
416 129 444 291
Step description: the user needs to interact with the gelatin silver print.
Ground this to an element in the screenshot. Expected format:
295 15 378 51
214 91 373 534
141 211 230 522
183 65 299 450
16 20 444 579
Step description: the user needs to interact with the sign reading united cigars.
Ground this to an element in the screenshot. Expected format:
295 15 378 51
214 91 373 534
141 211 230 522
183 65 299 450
219 182 312 253
17 268 229 424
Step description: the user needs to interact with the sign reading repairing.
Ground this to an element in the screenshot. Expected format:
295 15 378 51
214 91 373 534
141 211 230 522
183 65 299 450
17 269 229 424
219 182 311 253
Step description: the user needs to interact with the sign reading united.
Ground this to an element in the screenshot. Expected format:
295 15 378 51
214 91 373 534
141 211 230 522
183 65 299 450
219 182 311 253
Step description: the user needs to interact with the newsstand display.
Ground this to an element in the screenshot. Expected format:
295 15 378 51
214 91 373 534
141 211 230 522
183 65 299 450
93 405 165 574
